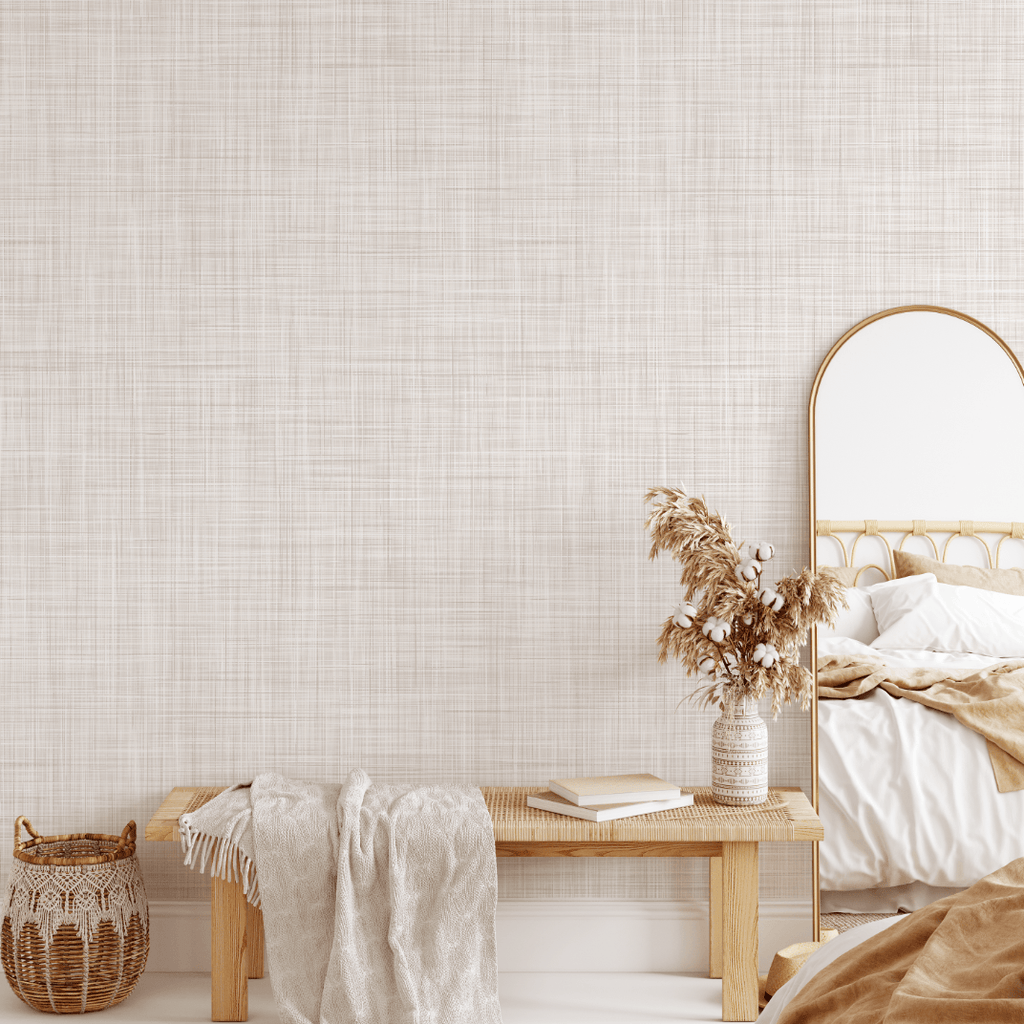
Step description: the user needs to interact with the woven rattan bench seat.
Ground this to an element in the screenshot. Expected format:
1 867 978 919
146 784 820 845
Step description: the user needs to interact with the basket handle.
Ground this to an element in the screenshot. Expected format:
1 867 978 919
117 821 137 850
14 816 41 852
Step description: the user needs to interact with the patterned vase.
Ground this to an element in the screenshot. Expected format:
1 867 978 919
711 696 768 805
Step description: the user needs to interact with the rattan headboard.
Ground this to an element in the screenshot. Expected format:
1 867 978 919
815 519 1024 583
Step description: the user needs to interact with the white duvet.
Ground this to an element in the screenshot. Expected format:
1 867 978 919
818 637 1024 899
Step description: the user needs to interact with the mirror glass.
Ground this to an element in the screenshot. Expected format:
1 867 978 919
809 306 1024 935
814 308 1024 523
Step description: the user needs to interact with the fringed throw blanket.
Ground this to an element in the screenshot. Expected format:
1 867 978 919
818 654 1024 792
180 771 502 1024
776 856 1024 1023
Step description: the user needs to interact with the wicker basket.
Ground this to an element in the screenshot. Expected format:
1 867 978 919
1 817 149 1013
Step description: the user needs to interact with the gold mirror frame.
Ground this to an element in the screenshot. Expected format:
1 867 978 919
807 305 1024 940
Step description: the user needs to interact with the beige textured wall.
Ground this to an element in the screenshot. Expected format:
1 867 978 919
2 1 1024 905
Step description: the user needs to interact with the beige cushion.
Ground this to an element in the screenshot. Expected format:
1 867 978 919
823 565 860 587
822 565 891 588
893 550 1024 596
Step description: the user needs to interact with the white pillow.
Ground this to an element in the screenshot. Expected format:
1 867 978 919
871 575 1024 657
817 588 879 645
819 574 930 646
867 573 939 635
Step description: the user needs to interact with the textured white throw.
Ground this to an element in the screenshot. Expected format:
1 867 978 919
180 771 502 1024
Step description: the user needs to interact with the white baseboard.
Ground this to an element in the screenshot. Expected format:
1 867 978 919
148 902 211 974
148 899 813 975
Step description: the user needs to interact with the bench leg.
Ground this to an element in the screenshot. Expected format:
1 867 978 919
246 903 264 979
721 841 758 1022
211 869 249 1022
708 856 723 979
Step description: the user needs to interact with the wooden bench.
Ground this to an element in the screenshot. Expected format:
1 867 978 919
146 785 822 1023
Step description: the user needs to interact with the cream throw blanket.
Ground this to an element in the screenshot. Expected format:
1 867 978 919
818 654 1024 792
179 771 503 1024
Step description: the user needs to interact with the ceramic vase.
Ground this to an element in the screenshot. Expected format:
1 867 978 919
711 695 768 805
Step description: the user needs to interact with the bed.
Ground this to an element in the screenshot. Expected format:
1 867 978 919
758 855 1024 1023
814 527 1024 915
757 915 903 1023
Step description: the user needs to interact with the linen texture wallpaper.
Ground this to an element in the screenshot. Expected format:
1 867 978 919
3 1 1024 906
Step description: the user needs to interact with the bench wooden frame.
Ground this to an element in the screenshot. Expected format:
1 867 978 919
146 785 822 1023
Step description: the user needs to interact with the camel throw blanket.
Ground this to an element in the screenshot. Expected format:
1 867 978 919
179 771 502 1024
775 856 1024 1023
818 654 1024 792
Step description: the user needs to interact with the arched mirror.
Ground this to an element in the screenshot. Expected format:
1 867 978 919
809 306 1024 939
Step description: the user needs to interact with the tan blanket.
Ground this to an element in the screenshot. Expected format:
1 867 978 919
819 655 1024 792
777 857 1024 1023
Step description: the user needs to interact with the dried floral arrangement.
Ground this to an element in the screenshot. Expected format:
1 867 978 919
644 486 846 717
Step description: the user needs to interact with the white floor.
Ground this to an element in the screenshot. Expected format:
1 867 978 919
0 972 730 1023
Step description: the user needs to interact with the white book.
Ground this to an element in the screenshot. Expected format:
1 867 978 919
548 773 682 807
527 790 694 823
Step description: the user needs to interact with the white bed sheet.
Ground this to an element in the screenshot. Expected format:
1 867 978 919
820 880 960 915
818 637 1024 900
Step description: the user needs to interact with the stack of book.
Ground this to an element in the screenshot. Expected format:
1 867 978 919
526 773 694 822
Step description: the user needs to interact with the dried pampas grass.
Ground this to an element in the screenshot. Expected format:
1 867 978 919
644 486 846 718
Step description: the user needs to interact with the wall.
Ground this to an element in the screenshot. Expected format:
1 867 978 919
2 1 1023 914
